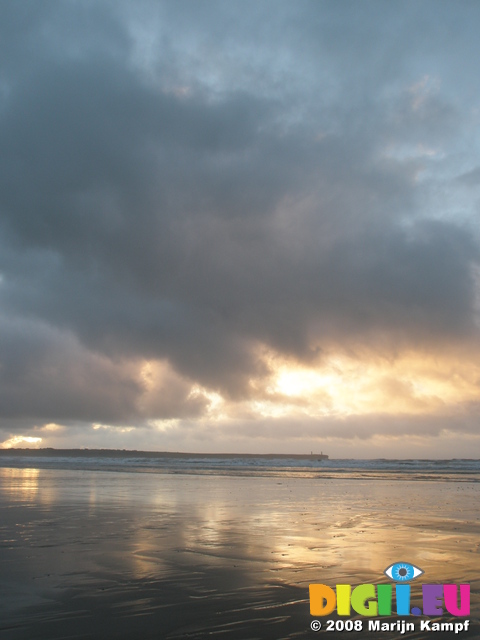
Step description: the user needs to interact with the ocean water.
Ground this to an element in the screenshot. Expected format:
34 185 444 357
0 451 479 481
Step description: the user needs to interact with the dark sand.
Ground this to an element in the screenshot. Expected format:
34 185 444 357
0 467 478 639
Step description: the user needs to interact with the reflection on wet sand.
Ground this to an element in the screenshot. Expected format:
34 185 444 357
0 468 478 639
1 468 40 501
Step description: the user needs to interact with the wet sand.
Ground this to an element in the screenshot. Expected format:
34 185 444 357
0 467 478 639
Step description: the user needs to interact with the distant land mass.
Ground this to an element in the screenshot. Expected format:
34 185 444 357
0 448 328 460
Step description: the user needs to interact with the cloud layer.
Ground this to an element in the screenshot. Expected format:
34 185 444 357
1 1 480 454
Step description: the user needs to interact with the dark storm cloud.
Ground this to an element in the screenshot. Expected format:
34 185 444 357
1 0 479 431
0 313 139 423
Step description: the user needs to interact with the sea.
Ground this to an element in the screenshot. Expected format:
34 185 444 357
0 450 478 482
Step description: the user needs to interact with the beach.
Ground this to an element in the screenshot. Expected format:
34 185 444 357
0 463 479 639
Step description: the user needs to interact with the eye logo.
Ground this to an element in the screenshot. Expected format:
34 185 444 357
310 561 470 619
384 562 424 582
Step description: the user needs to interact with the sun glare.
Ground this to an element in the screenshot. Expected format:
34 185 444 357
263 350 480 420
275 368 340 398
1 435 42 449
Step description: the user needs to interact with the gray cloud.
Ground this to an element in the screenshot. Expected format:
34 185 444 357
0 313 140 424
1 1 480 443
457 167 480 187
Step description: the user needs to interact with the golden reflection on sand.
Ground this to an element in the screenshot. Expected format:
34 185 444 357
0 467 63 505
130 525 169 579
1 467 40 501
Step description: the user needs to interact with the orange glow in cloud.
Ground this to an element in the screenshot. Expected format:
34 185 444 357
143 346 480 430
1 435 43 449
248 348 480 420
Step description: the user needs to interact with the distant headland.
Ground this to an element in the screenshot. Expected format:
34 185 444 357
0 448 328 460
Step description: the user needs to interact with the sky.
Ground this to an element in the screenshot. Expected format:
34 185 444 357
1 0 480 457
